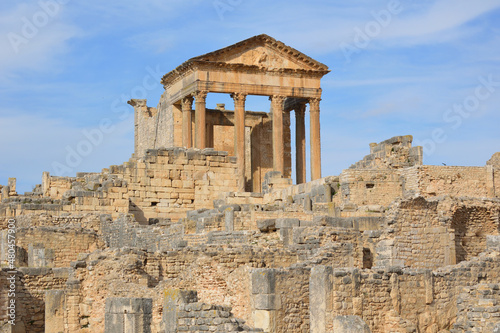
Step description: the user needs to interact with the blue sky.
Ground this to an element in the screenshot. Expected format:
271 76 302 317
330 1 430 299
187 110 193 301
1 0 500 193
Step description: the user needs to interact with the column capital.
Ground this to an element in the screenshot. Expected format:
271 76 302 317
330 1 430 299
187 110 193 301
230 92 247 101
181 96 194 110
193 90 208 101
269 95 287 105
295 102 307 115
309 97 321 110
230 92 247 108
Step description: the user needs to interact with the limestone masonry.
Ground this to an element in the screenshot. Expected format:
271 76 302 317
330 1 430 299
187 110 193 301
1 34 499 333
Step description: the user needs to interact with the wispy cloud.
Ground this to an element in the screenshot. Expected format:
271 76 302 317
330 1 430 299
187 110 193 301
0 3 80 75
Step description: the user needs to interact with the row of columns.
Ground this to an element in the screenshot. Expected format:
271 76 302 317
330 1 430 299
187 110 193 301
180 91 322 190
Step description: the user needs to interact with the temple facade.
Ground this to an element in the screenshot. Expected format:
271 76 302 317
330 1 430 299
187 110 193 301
129 34 330 192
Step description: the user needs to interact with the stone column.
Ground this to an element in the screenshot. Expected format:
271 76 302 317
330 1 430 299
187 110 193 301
295 103 307 184
271 95 286 174
181 96 194 148
194 90 208 149
231 93 247 192
309 98 322 181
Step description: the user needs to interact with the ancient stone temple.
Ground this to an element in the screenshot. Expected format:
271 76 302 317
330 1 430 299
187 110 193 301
1 35 500 333
129 34 330 192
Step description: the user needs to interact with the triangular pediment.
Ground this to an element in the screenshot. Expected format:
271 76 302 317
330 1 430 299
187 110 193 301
190 34 329 72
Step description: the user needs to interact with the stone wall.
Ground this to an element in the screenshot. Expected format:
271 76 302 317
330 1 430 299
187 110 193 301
1 147 239 223
12 227 103 268
452 283 500 332
338 169 402 208
349 135 423 170
162 289 261 332
402 165 492 198
0 267 70 333
311 252 500 333
387 196 500 269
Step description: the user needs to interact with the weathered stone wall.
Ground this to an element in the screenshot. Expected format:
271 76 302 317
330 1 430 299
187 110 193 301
0 267 70 333
275 267 310 333
14 227 103 268
314 252 500 333
1 148 239 223
338 169 402 208
403 165 491 198
350 135 423 170
163 290 260 332
387 196 500 269
131 98 169 158
452 283 500 332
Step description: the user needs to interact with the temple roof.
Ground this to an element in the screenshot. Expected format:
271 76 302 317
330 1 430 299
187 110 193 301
161 34 330 86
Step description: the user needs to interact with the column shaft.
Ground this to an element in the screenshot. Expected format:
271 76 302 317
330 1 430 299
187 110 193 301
295 104 306 184
271 95 286 174
309 98 322 180
181 96 194 148
231 93 247 192
194 91 208 149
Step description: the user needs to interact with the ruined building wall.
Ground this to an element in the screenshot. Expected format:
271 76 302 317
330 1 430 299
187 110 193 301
13 227 103 268
349 135 423 170
2 148 239 222
452 283 500 332
389 197 453 269
0 268 70 333
405 165 491 198
387 196 500 269
338 169 402 208
316 253 500 333
137 97 284 191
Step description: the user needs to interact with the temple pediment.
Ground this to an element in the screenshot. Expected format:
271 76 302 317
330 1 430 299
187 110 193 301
162 35 329 86
191 35 329 72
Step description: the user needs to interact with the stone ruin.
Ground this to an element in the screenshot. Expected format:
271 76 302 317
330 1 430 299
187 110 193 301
1 34 500 333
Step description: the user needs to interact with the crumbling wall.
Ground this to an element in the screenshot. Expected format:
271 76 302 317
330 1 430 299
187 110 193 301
0 267 70 333
130 98 165 158
338 169 402 208
349 135 422 170
450 204 500 263
14 227 103 267
1 147 239 223
314 253 500 333
452 283 500 332
388 197 453 269
403 165 491 198
387 196 500 269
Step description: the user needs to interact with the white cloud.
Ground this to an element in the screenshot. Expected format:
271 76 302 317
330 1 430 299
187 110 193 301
0 3 80 75
387 0 500 39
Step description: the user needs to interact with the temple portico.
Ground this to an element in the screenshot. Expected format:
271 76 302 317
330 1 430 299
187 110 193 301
130 34 330 192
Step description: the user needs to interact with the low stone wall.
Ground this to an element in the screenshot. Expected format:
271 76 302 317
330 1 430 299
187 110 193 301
310 251 500 333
